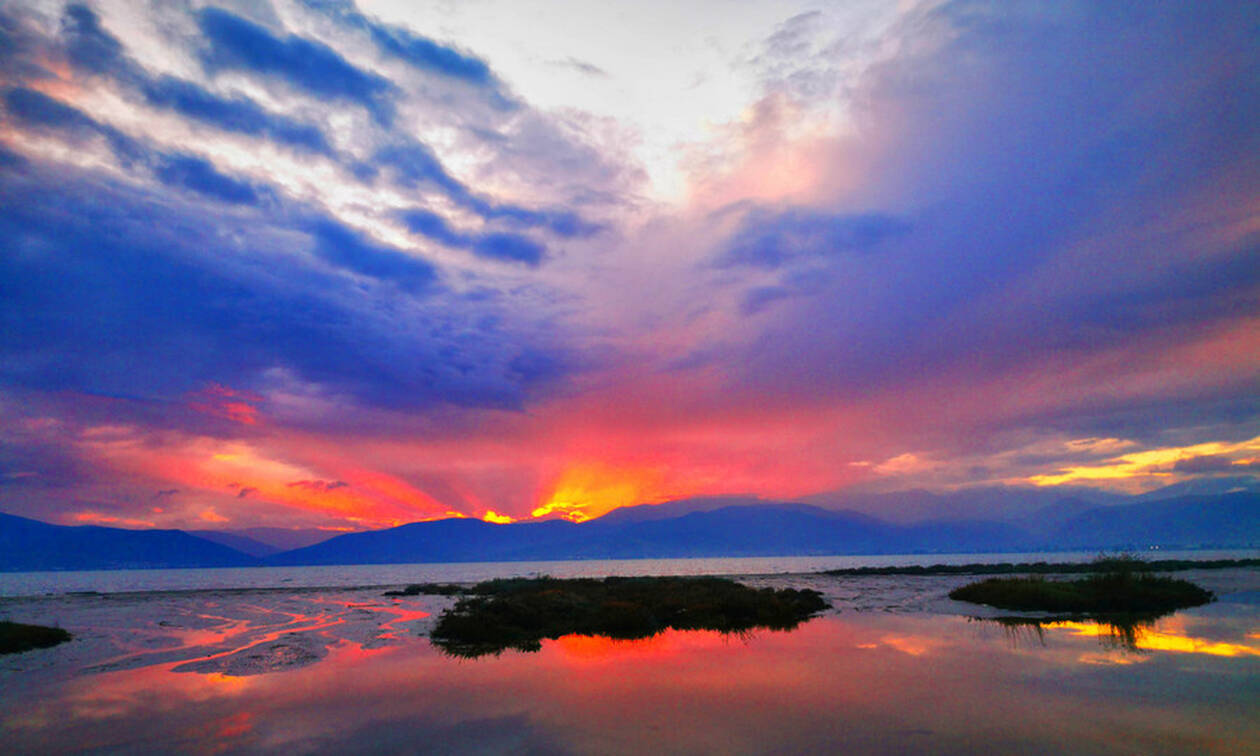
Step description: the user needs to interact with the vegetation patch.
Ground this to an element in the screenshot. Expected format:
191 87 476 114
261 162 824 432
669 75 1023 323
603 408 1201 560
948 569 1213 616
824 557 1260 577
0 621 71 654
429 576 828 658
384 582 467 597
978 616 1150 652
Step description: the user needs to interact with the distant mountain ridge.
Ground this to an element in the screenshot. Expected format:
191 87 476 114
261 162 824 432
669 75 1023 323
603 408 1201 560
1050 492 1260 549
799 485 1125 524
266 492 1258 566
2 488 1256 571
187 527 338 556
0 512 259 571
186 530 284 558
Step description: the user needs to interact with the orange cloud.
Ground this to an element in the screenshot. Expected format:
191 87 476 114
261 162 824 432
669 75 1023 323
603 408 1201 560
200 508 229 524
532 464 671 522
72 511 156 528
76 429 458 529
188 383 264 425
1027 435 1260 487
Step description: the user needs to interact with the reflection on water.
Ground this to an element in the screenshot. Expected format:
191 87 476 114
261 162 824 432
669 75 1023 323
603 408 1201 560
2 599 1258 753
427 577 827 659
980 615 1155 652
975 614 1260 656
3 566 1259 753
1046 618 1260 657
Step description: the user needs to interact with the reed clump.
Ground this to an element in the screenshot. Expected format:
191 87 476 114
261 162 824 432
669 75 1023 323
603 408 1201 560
384 582 467 596
948 555 1214 615
430 576 828 658
0 621 71 654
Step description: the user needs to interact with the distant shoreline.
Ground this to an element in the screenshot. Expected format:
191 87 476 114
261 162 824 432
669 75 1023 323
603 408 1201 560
2 550 1257 599
821 557 1260 576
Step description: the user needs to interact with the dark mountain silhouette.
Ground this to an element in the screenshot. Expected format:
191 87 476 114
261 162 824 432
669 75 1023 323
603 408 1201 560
801 485 1123 524
266 504 1038 565
232 527 340 551
1011 497 1101 539
270 491 1257 566
590 496 768 525
186 530 284 558
3 488 1256 571
0 512 259 571
1132 476 1260 502
553 505 898 558
188 527 339 554
267 518 582 566
1049 492 1260 549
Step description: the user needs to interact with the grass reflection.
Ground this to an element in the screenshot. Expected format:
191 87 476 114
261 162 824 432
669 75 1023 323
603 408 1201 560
429 576 828 658
980 615 1155 651
974 613 1260 656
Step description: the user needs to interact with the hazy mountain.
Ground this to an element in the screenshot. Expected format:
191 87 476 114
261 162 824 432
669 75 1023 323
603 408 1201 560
267 518 582 566
1050 492 1260 549
265 504 1034 565
591 496 768 525
558 505 902 558
270 490 1258 566
228 527 339 551
1133 476 1260 502
898 520 1036 553
186 530 284 558
0 512 259 571
1011 497 1102 539
6 488 1255 571
801 485 1124 524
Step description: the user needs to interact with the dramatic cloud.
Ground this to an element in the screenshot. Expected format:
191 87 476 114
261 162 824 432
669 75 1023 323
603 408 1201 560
400 209 545 266
720 207 910 269
196 6 397 124
313 1 499 90
139 75 334 155
0 0 1255 530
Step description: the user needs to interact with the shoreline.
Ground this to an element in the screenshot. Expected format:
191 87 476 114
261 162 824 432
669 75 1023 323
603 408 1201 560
1 566 1256 680
0 554 1255 601
2 548 1255 599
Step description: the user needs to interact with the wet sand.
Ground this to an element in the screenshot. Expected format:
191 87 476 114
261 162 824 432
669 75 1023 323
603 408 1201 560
1 568 1254 679
1 568 1257 754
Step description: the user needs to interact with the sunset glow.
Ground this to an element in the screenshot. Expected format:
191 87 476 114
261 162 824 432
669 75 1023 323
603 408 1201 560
532 465 670 523
0 1 1255 533
1046 621 1260 658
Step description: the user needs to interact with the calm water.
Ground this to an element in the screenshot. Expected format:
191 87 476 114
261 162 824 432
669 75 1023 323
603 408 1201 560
1 549 1253 597
2 588 1257 754
1 557 1257 754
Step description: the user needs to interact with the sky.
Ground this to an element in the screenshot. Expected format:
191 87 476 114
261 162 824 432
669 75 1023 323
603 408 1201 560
1 0 1257 532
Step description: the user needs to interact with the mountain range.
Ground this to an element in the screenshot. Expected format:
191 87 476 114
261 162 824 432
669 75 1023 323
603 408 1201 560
1 483 1256 571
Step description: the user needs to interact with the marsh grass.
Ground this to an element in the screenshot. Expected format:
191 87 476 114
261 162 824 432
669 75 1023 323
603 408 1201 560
823 557 1259 577
981 615 1154 652
0 621 71 654
429 576 828 658
948 555 1214 615
384 583 467 596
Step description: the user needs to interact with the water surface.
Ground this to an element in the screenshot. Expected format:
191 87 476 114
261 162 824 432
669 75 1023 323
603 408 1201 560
1 562 1257 754
3 549 1253 597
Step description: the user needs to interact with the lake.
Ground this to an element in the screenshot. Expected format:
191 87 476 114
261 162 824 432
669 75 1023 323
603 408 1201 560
1 555 1257 753
2 549 1253 597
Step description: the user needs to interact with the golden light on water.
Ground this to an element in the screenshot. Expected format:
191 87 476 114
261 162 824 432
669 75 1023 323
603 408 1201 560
1045 620 1260 658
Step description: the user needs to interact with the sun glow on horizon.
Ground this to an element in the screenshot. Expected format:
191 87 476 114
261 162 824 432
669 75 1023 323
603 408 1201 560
531 464 672 522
